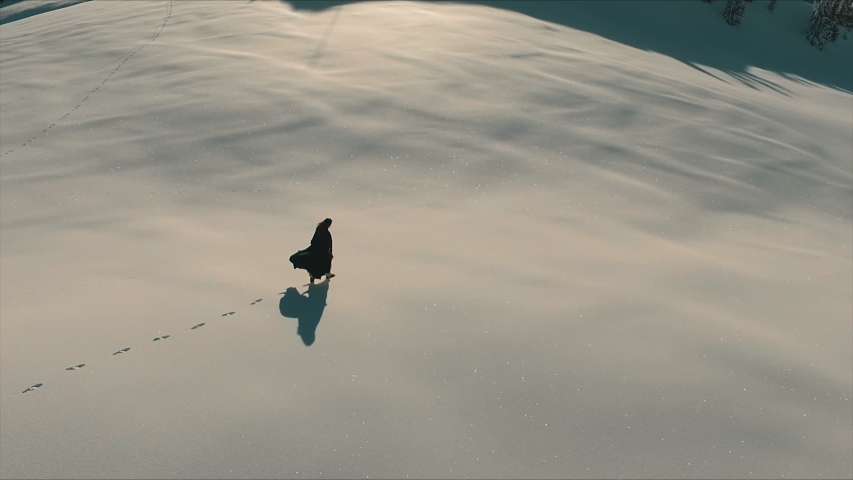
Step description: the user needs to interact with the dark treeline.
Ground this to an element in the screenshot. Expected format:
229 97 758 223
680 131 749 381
701 0 853 49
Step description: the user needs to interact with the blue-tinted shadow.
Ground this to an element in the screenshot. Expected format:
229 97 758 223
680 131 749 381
279 280 330 346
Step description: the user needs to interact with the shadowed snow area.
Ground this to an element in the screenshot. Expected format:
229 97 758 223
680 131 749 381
1 1 851 478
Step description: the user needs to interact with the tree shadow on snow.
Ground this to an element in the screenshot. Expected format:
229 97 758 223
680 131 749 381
279 280 330 346
282 0 851 94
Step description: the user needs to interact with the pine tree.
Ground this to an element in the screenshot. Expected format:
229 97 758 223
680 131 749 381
840 0 853 40
842 0 853 30
828 5 841 42
826 0 853 41
723 0 747 26
768 0 777 14
806 0 835 49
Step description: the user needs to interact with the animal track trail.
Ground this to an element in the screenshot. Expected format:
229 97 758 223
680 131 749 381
152 335 171 341
65 364 86 371
0 48 132 110
221 311 235 316
251 299 263 305
190 323 205 330
112 347 131 355
22 383 43 394
0 0 173 159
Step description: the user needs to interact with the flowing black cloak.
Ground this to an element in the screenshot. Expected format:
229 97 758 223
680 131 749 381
289 227 333 277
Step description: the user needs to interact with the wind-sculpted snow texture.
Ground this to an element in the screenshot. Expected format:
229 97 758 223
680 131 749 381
1 1 851 478
0 0 172 157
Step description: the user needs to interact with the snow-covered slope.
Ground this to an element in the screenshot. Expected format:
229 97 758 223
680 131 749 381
1 1 850 478
0 0 91 25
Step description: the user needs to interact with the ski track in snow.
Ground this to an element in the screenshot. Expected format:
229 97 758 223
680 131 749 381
0 0 173 158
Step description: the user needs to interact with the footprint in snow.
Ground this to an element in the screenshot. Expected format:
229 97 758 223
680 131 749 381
22 383 43 394
191 323 205 330
221 311 235 316
153 335 171 341
112 347 131 355
251 299 262 305
66 364 85 371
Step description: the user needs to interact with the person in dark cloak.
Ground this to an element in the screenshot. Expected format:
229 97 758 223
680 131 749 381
289 218 335 284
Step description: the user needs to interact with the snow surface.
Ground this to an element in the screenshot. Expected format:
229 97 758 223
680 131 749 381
0 0 90 25
1 0 851 478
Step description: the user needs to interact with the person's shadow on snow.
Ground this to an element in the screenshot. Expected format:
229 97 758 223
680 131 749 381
278 280 330 346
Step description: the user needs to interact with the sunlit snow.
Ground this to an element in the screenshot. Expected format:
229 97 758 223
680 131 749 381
1 1 851 478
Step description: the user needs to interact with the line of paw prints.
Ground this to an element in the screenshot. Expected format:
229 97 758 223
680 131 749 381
1 0 172 159
20 301 262 395
0 48 134 110
1 0 174 111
